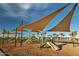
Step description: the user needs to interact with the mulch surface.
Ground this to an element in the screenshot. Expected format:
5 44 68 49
0 40 79 56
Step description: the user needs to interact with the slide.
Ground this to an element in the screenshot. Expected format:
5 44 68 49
47 42 59 51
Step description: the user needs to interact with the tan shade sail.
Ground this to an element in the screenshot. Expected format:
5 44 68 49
48 4 77 32
14 24 26 32
25 4 70 32
30 29 40 32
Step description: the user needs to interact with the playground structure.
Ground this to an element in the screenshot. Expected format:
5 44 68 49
0 3 79 52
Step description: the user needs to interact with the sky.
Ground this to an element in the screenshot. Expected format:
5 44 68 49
0 3 79 37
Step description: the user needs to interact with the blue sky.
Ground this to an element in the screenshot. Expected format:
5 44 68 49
0 3 79 37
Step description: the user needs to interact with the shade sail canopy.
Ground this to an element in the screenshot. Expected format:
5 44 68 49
13 24 26 32
48 4 77 32
25 4 70 32
30 29 40 32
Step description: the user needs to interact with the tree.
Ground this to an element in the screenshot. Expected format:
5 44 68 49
37 31 40 39
59 33 65 42
70 31 77 47
53 33 57 37
70 31 77 40
48 35 52 41
59 33 65 37
53 33 59 41
40 31 47 44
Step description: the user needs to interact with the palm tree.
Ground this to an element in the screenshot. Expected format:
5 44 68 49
70 31 77 47
56 34 59 37
59 33 65 39
53 33 57 37
48 35 52 37
53 33 59 41
37 31 40 39
48 35 52 42
59 33 65 37
39 31 47 48
42 31 47 42
2 28 10 46
70 31 77 40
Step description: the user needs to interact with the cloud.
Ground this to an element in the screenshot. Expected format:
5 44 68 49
18 3 33 10
0 3 50 19
18 3 49 10
33 3 49 10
